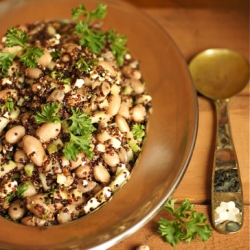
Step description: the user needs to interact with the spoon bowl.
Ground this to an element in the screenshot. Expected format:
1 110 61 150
189 48 249 234
189 48 249 100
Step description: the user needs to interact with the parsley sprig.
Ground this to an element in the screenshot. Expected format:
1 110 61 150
0 98 15 113
34 102 96 161
72 3 127 66
73 3 107 54
132 123 145 139
158 199 212 246
0 28 43 77
108 29 127 66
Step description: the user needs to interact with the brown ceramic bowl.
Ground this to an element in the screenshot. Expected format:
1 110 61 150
0 0 198 249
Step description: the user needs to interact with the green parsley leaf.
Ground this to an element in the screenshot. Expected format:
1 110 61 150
20 46 44 68
34 102 62 123
157 198 212 246
5 192 15 202
17 182 29 197
0 28 44 76
63 134 94 161
132 123 145 139
6 27 29 47
1 98 15 113
76 56 97 73
66 108 96 136
34 103 95 161
0 52 16 77
108 29 127 66
72 3 107 21
63 108 96 160
75 21 106 54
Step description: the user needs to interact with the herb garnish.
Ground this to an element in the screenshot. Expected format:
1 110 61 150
72 3 127 66
157 198 212 246
132 123 145 139
0 98 15 113
34 102 96 161
107 29 127 66
0 28 43 77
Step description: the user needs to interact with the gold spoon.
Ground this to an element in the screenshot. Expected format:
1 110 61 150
189 48 249 234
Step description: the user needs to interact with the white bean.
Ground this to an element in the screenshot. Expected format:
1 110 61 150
115 114 130 133
26 194 54 220
69 152 85 170
8 61 20 76
22 183 37 198
101 81 111 96
98 61 117 77
75 165 91 178
36 122 61 143
2 45 22 54
57 204 80 224
77 179 97 193
122 65 141 79
25 68 43 79
22 135 46 166
21 215 48 226
8 199 26 220
5 125 25 144
130 79 145 94
47 89 65 102
107 94 121 116
102 151 120 168
93 165 111 183
96 130 111 142
14 150 28 163
0 117 9 132
130 104 147 122
0 89 18 100
36 48 52 67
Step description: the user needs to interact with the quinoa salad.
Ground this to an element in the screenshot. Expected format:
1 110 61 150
0 3 152 226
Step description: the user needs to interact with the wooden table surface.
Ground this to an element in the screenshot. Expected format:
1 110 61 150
0 0 248 249
109 0 249 249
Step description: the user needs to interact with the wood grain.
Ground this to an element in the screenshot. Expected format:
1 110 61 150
0 0 248 249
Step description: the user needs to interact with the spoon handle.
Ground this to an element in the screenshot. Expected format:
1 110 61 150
211 99 244 234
